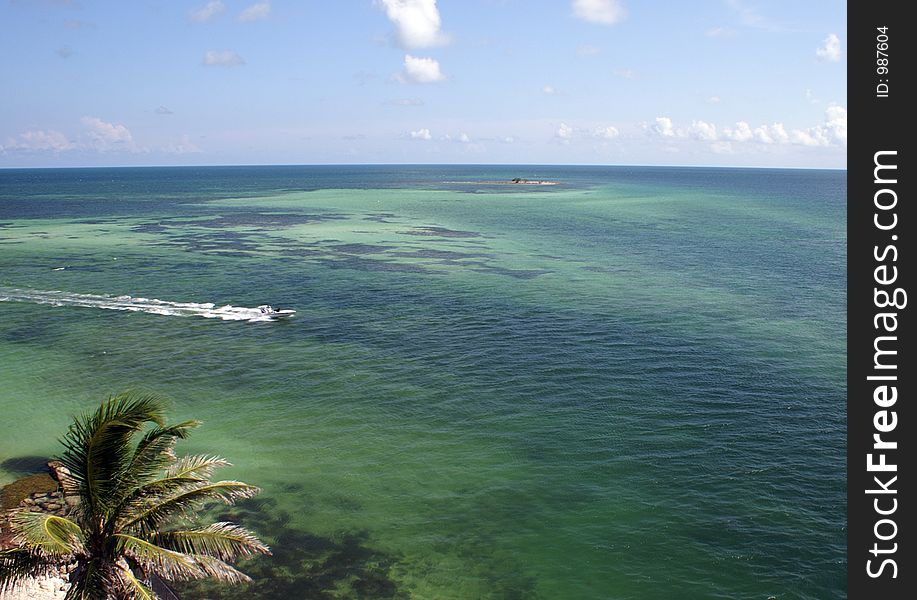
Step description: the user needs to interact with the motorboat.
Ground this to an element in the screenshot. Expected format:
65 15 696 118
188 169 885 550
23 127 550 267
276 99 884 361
258 304 296 319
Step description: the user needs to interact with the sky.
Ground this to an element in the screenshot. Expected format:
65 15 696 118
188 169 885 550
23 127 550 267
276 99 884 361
0 0 847 168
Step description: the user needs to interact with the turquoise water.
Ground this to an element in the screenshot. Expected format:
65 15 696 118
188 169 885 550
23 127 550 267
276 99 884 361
0 166 846 599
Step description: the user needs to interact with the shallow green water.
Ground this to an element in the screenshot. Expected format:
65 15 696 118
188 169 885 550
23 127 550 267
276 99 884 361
0 166 846 599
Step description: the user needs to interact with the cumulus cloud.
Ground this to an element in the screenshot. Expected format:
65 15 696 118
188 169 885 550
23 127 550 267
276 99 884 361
646 107 847 149
542 85 558 95
191 1 225 23
81 116 134 150
556 122 573 140
707 96 721 104
572 0 626 25
401 54 444 83
593 126 620 139
238 1 271 22
164 134 202 155
378 0 449 48
3 129 74 153
459 133 471 143
687 120 717 141
724 121 753 142
410 127 432 140
816 33 841 62
203 50 245 67
652 117 676 137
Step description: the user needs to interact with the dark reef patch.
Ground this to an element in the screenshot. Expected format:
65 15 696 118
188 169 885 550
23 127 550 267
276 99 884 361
330 243 394 255
390 248 488 261
175 497 406 600
399 226 483 238
471 265 552 279
316 257 432 274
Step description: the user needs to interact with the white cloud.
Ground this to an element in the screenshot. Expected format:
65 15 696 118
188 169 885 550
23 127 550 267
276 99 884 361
542 85 558 95
410 128 432 140
593 126 619 139
81 116 134 150
613 68 635 79
646 109 846 149
816 33 841 62
705 26 736 37
824 105 847 145
238 1 271 22
164 134 202 155
401 54 444 83
378 0 449 48
687 120 717 141
652 117 676 137
191 1 225 23
724 121 753 142
203 50 245 67
707 96 721 104
572 0 626 25
769 123 790 144
459 133 471 143
3 129 74 152
556 122 573 140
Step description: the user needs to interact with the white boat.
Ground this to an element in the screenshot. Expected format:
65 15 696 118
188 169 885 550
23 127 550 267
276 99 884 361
258 304 296 319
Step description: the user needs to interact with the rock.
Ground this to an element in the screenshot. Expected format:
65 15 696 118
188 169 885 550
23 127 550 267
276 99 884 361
0 473 58 511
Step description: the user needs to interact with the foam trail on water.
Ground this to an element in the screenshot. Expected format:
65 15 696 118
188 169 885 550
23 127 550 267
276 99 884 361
0 288 278 322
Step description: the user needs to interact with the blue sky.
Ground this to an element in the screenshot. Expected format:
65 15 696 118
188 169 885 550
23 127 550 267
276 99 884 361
0 0 847 168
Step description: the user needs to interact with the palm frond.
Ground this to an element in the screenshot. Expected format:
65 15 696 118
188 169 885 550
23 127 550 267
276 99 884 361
164 455 231 481
112 534 201 582
152 522 271 562
188 555 252 584
58 393 169 514
9 512 85 556
0 548 58 592
122 481 259 536
113 457 235 528
114 562 156 600
126 421 201 486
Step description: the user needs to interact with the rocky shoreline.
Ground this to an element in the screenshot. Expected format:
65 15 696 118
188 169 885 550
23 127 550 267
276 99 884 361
0 463 76 600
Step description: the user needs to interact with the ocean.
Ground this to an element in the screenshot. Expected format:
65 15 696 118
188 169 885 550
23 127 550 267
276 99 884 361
0 165 846 599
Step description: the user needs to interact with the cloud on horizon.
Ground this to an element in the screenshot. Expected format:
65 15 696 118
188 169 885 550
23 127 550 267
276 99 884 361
647 107 847 148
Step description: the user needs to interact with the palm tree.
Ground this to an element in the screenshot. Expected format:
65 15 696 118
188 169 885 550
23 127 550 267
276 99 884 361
0 393 270 599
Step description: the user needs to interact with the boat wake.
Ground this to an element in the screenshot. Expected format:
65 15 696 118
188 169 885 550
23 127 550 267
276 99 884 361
0 288 282 323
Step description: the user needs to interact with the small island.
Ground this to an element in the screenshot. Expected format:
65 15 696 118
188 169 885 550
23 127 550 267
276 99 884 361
509 178 558 185
444 178 560 186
